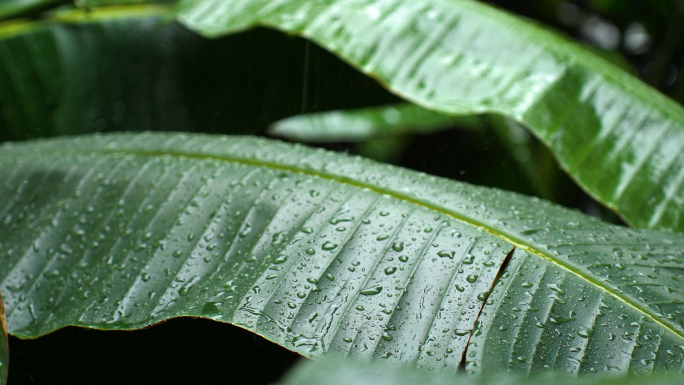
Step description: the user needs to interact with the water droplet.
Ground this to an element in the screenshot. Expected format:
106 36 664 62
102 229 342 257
360 285 383 296
466 274 479 283
356 305 365 311
179 281 196 296
384 266 397 275
391 242 404 252
382 331 393 341
547 283 565 295
330 216 354 225
549 311 575 325
322 241 338 251
43 270 60 279
438 250 455 259
578 327 593 338
6 284 24 292
274 255 288 264
172 250 183 258
201 302 222 317
399 255 409 263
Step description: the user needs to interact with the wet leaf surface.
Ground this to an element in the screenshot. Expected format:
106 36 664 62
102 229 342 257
1 132 684 375
172 0 684 233
280 359 684 385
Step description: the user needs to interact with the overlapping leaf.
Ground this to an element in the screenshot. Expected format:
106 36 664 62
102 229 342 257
4 0 684 232
0 0 67 21
167 0 684 233
280 359 684 385
269 104 562 200
1 5 381 141
269 103 470 142
1 132 684 375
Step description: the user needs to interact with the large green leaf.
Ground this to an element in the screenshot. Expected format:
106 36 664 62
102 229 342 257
2 132 684 375
0 5 396 142
0 6 177 141
280 359 684 385
168 0 684 233
0 0 67 21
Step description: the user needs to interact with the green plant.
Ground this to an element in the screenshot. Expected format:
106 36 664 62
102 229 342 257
1 0 684 384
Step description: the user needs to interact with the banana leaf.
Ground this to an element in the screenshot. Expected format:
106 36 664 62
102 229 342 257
0 5 398 141
167 0 684 233
0 0 67 21
279 359 684 385
269 103 474 143
4 1 684 232
2 132 684 376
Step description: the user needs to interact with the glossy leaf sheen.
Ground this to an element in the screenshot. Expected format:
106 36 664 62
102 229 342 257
2 133 684 375
281 359 684 385
1 6 337 141
269 103 475 142
174 0 684 233
0 0 66 21
0 6 181 140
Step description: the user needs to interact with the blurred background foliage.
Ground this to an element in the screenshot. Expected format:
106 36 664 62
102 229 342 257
2 0 684 383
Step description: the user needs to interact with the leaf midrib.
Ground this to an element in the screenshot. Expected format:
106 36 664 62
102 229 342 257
12 144 681 343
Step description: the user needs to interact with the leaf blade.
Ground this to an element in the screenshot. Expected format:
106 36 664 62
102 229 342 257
173 0 684 233
268 103 476 142
280 359 684 385
2 132 684 374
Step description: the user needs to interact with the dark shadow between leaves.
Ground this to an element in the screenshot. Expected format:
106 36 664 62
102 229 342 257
7 317 302 385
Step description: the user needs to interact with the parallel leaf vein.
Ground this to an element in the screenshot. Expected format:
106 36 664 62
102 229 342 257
11 146 684 344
